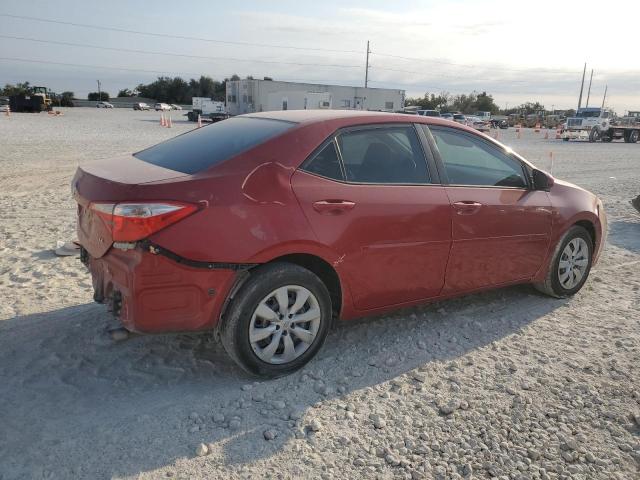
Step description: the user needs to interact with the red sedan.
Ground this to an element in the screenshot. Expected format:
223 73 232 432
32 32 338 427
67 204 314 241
73 110 607 377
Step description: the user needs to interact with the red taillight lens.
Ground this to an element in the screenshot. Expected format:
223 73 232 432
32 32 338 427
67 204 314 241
90 202 198 242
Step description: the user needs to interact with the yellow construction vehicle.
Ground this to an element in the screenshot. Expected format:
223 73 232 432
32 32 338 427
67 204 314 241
9 86 53 112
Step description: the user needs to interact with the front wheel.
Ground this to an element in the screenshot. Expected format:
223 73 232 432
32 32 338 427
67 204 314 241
534 225 593 298
220 263 332 377
588 127 601 143
629 130 639 144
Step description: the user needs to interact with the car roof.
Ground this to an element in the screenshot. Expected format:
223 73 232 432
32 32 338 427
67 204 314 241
242 109 476 131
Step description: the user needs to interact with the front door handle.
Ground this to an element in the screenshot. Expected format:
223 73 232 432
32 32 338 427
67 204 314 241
452 201 483 215
313 200 356 215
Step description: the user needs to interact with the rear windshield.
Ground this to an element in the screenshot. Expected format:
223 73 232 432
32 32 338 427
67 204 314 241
134 117 295 174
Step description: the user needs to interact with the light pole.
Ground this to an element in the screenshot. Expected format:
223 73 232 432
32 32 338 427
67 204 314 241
97 80 101 103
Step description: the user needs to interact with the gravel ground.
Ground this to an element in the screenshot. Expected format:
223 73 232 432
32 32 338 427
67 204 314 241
0 108 638 480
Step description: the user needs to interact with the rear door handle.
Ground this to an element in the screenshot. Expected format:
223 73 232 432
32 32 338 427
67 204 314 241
312 200 356 215
452 201 483 215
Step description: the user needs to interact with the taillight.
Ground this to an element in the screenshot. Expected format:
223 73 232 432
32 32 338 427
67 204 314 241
90 202 198 242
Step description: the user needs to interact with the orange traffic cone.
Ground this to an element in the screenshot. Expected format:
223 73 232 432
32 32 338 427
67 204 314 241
197 114 202 128
555 127 562 139
160 114 165 127
534 123 541 133
167 116 172 128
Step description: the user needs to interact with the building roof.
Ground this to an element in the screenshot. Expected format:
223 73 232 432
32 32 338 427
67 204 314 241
229 78 404 93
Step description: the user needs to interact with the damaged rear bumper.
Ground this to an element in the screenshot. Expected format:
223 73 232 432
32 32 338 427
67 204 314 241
81 244 246 333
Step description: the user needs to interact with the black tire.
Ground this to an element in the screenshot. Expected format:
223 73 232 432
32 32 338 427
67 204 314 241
533 225 594 298
219 263 332 377
629 130 639 144
602 134 613 143
563 137 570 142
588 127 600 143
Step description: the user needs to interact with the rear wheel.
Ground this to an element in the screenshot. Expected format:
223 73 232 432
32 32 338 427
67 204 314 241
220 263 332 377
534 226 593 298
629 130 639 144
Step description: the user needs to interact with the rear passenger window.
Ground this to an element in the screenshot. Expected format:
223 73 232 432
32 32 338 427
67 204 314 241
303 141 344 181
337 126 430 184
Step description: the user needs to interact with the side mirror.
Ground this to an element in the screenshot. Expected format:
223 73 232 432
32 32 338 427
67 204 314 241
532 169 554 191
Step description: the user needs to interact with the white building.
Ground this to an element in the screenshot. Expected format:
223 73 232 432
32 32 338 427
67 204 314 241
226 79 405 116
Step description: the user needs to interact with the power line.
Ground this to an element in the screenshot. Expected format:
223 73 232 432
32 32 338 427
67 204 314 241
0 56 216 77
0 56 361 86
371 51 582 76
0 13 363 54
0 34 363 69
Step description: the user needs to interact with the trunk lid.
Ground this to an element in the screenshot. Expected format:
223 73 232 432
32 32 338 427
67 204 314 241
73 155 189 258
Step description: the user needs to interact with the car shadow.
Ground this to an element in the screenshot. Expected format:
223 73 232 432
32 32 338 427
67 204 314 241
0 284 566 479
607 220 640 254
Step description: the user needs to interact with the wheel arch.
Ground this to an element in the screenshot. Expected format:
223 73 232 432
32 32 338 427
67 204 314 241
218 247 348 331
266 253 343 321
573 219 596 250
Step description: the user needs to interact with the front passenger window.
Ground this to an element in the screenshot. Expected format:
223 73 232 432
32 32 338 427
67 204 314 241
430 128 527 188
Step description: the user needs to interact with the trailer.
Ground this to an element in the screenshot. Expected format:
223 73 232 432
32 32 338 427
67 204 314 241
187 97 228 122
562 107 639 143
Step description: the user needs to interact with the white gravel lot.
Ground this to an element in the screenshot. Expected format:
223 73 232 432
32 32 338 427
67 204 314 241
0 108 638 480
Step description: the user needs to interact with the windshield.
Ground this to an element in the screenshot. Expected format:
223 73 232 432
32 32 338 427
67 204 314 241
576 110 601 118
135 117 295 174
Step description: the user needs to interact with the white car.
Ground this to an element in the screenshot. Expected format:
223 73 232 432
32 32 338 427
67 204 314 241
96 101 114 108
170 104 183 110
154 103 172 111
452 113 466 124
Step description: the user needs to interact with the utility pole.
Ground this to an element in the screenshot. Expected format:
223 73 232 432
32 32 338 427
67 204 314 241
585 69 593 108
601 85 608 110
364 41 370 88
577 62 586 111
97 79 101 102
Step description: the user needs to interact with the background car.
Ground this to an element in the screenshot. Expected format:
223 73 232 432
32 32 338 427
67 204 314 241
417 110 441 117
73 111 605 377
170 104 183 110
133 102 150 111
154 103 171 111
96 101 114 108
452 113 466 124
440 113 454 121
466 115 491 132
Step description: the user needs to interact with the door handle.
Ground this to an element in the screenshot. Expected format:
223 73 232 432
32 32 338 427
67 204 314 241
452 201 483 215
312 200 356 215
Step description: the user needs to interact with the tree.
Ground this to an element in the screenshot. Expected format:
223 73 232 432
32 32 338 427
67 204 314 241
1 82 31 96
88 92 109 101
117 88 134 97
60 91 75 107
405 92 451 111
474 91 499 114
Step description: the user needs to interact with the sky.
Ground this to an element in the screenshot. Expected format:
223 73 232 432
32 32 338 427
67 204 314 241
1 0 639 113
